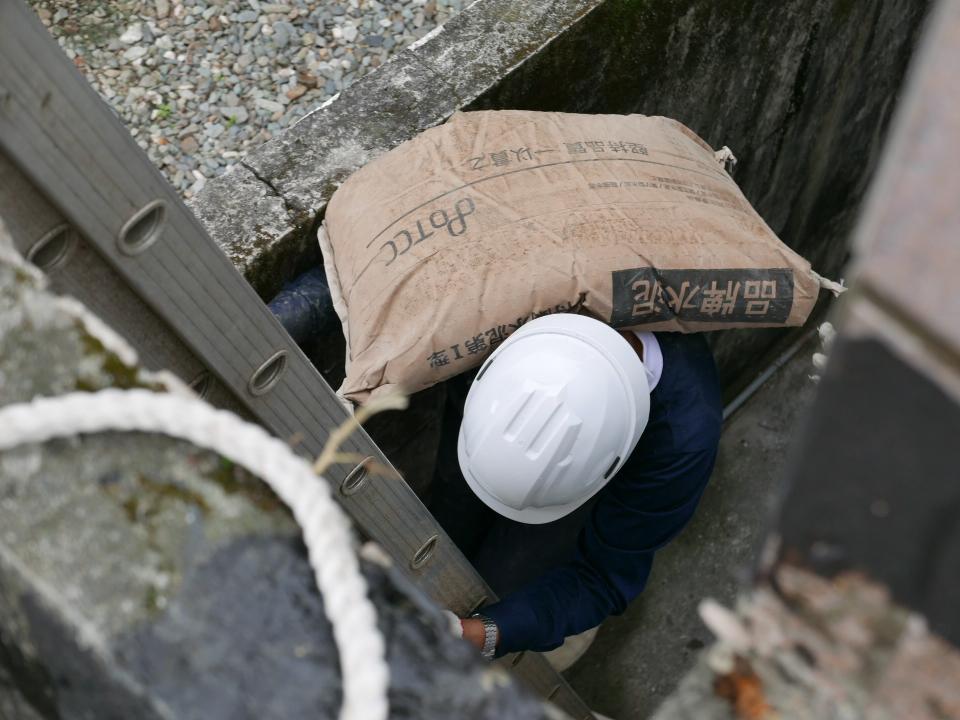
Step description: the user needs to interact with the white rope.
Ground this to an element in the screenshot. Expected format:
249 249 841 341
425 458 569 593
0 389 388 720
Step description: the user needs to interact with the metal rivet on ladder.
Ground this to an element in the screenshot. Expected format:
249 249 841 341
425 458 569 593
247 350 287 396
340 458 373 496
547 684 562 701
26 223 76 272
410 534 439 570
117 199 166 256
188 370 212 399
510 651 526 667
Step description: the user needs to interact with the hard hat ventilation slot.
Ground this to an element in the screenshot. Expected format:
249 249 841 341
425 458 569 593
603 456 620 480
475 357 495 382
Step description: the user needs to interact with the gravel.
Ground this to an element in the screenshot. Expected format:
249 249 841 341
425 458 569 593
28 0 465 199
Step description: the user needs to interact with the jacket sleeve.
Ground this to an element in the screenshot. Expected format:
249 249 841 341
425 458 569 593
481 446 717 655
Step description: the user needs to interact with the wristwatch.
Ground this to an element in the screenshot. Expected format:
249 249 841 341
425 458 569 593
469 613 499 660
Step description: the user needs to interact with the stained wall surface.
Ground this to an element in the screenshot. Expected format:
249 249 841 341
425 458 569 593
469 0 930 389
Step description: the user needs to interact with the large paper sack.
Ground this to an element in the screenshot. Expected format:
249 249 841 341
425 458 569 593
322 111 823 404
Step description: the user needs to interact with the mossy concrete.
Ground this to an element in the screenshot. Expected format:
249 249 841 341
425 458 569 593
0 227 562 719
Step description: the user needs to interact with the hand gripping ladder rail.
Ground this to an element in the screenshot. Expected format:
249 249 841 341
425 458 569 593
0 1 593 717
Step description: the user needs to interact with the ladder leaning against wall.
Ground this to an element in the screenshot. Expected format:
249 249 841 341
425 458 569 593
0 1 593 717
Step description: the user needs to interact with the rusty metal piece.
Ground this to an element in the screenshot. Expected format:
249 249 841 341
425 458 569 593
712 657 771 720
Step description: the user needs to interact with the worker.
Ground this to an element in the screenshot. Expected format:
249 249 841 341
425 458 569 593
270 273 723 662
429 314 722 660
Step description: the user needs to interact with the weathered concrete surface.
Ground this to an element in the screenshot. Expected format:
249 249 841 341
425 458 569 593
0 228 562 719
469 0 931 393
845 0 960 379
565 333 820 718
188 162 317 301
245 54 455 217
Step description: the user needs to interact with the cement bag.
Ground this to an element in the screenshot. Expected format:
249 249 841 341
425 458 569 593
321 110 831 404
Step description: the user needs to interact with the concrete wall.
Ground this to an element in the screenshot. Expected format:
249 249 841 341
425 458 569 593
650 5 960 716
468 0 930 388
773 0 960 648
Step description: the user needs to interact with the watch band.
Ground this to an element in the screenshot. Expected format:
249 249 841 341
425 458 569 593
470 613 498 660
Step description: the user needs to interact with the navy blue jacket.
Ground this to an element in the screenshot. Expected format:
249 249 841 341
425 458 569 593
481 333 722 655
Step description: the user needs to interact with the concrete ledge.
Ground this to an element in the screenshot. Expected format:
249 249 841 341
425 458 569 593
188 162 313 299
190 0 604 299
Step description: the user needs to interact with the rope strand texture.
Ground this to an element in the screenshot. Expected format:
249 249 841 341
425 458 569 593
0 389 389 720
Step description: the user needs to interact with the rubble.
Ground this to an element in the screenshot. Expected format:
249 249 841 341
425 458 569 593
652 568 960 720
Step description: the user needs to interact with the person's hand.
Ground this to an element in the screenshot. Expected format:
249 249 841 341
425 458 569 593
460 617 487 651
442 610 500 654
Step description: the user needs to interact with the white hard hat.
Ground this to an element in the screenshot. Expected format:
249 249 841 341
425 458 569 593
457 314 650 524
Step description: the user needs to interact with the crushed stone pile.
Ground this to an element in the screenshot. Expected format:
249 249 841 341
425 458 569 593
28 0 463 198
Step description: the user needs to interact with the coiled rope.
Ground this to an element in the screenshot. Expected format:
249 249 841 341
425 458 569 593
0 389 389 720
